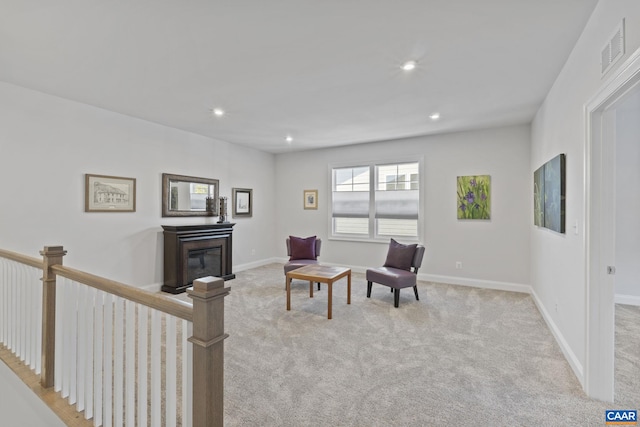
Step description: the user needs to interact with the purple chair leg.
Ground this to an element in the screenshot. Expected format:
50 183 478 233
394 289 400 307
413 285 419 300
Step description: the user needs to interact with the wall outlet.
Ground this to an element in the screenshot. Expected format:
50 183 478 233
251 249 256 255
455 261 462 269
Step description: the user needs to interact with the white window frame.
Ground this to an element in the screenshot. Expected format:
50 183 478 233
328 157 424 243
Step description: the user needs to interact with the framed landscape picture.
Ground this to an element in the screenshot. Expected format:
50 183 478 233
85 174 136 212
232 188 252 217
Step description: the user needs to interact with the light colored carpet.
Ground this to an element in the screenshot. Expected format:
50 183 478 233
215 263 634 426
615 303 640 406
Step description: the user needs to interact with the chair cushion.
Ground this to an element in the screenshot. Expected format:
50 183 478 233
383 238 417 271
284 259 319 274
289 235 317 260
366 267 417 289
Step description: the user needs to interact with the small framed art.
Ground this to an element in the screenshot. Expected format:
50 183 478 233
85 174 136 212
303 189 318 210
232 187 253 217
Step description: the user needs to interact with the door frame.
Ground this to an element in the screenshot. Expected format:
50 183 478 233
585 47 640 401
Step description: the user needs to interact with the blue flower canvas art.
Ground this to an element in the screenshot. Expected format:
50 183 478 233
457 175 491 220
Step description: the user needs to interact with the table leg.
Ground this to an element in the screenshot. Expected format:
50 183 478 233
328 281 333 319
309 281 313 298
286 276 291 311
347 272 351 305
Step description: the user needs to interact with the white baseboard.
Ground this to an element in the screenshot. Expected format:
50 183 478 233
418 273 531 294
529 288 585 388
234 258 282 272
273 259 530 293
615 293 640 306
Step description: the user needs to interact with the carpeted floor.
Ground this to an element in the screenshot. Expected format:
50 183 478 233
214 263 638 426
615 303 640 406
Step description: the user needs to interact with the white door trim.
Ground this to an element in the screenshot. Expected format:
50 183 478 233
585 47 640 401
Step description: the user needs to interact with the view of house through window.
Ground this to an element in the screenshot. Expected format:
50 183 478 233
331 161 420 239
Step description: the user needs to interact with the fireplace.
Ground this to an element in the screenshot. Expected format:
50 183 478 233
162 224 235 294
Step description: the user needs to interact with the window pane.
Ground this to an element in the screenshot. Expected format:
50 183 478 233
377 163 419 191
335 169 353 186
334 218 369 235
377 219 418 237
352 167 369 184
334 166 369 191
398 163 418 179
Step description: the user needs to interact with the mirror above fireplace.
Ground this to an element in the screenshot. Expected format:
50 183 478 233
162 173 220 217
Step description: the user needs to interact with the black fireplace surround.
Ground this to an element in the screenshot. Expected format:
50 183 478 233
162 224 235 294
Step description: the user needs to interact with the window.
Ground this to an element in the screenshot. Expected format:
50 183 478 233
331 161 420 240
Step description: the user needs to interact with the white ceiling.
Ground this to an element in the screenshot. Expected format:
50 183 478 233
1 1 598 153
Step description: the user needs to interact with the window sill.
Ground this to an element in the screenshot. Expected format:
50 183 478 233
328 235 421 244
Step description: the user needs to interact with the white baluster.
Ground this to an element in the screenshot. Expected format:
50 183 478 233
23 266 31 366
137 305 148 427
114 296 124 427
54 277 65 392
85 287 95 420
93 291 104 427
61 278 71 398
77 285 86 411
151 309 161 427
16 265 22 359
125 300 135 427
182 320 193 427
9 263 15 351
30 267 39 371
0 259 5 344
69 281 78 405
103 293 113 427
167 315 177 427
34 267 42 374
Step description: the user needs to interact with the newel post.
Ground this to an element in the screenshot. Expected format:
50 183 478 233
39 245 67 388
187 276 230 427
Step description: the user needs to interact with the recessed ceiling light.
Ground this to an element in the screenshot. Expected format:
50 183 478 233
429 112 440 120
212 108 225 117
401 60 417 71
285 135 293 143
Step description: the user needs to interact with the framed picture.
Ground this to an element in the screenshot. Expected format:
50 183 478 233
532 154 566 233
85 174 136 212
457 175 491 220
303 189 318 210
232 188 253 217
543 154 566 233
533 166 545 226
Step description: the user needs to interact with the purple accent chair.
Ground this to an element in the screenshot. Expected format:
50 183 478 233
284 237 322 290
366 245 425 307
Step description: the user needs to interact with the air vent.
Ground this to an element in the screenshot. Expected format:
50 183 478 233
601 19 625 75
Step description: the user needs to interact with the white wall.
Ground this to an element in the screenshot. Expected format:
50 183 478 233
615 88 640 302
0 82 277 288
531 0 640 380
276 125 531 290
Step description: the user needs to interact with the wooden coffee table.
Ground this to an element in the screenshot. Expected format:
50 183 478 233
286 264 351 319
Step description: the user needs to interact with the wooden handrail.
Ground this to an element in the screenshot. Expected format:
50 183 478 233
1 245 228 425
0 248 43 269
51 265 193 322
